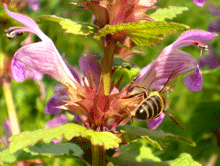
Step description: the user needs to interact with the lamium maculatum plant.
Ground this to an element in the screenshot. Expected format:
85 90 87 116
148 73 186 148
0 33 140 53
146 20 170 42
1 0 219 165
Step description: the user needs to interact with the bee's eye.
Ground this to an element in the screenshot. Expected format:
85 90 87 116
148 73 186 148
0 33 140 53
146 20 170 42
135 107 147 120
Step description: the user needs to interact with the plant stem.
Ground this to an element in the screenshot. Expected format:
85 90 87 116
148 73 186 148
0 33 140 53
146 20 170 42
92 145 106 166
2 80 21 135
101 37 116 95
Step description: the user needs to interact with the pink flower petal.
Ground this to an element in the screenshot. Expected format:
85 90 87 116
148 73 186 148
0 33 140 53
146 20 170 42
147 113 165 130
192 0 207 7
183 66 203 92
11 58 28 82
4 4 49 41
79 53 102 88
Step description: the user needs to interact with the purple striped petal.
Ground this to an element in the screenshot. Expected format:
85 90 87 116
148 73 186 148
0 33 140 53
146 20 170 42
147 113 165 130
5 5 76 87
79 53 102 88
12 41 76 87
192 0 207 7
136 49 198 89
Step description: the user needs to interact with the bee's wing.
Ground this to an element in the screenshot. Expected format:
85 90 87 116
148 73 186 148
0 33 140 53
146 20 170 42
164 110 187 131
159 70 178 94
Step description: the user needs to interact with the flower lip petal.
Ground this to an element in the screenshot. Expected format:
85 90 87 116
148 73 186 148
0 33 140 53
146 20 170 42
11 58 28 82
192 0 207 7
183 66 203 92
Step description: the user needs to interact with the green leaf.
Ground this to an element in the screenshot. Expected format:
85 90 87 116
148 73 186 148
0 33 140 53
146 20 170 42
0 146 88 165
24 142 84 157
97 21 189 46
108 139 165 166
117 125 196 148
150 6 189 21
166 153 202 166
38 15 98 35
0 148 17 164
9 123 121 154
108 141 201 166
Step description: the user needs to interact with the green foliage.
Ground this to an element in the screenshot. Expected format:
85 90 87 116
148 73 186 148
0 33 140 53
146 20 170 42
117 125 196 149
108 140 162 166
150 6 189 21
97 21 189 46
0 142 84 164
38 15 99 36
9 123 121 154
166 153 202 166
108 139 201 166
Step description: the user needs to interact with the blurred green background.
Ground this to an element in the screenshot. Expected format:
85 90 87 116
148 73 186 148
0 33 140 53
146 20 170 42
0 0 220 165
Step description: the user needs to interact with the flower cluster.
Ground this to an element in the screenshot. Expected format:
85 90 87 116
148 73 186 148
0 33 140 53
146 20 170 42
4 2 217 132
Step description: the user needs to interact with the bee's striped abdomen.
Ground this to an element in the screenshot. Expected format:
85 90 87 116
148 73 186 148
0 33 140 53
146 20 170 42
135 92 165 120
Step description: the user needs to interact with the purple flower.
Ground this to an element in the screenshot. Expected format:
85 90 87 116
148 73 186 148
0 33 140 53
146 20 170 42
136 30 217 129
208 4 220 32
27 0 39 11
2 120 12 146
193 0 207 7
199 49 220 69
4 4 77 88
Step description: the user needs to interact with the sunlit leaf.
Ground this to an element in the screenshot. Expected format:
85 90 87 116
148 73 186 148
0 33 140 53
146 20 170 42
150 6 189 21
38 15 98 35
108 140 201 166
108 139 164 166
117 125 196 148
97 21 189 46
166 153 202 166
9 123 121 154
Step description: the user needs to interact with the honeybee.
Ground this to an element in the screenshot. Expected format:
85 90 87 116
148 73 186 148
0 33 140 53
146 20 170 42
130 72 186 130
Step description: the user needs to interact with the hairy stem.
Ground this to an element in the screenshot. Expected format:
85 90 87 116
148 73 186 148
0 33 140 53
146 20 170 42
92 145 106 166
2 80 20 135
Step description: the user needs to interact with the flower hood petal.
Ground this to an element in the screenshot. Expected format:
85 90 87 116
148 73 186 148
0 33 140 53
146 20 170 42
4 4 49 41
136 49 198 89
170 30 217 49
